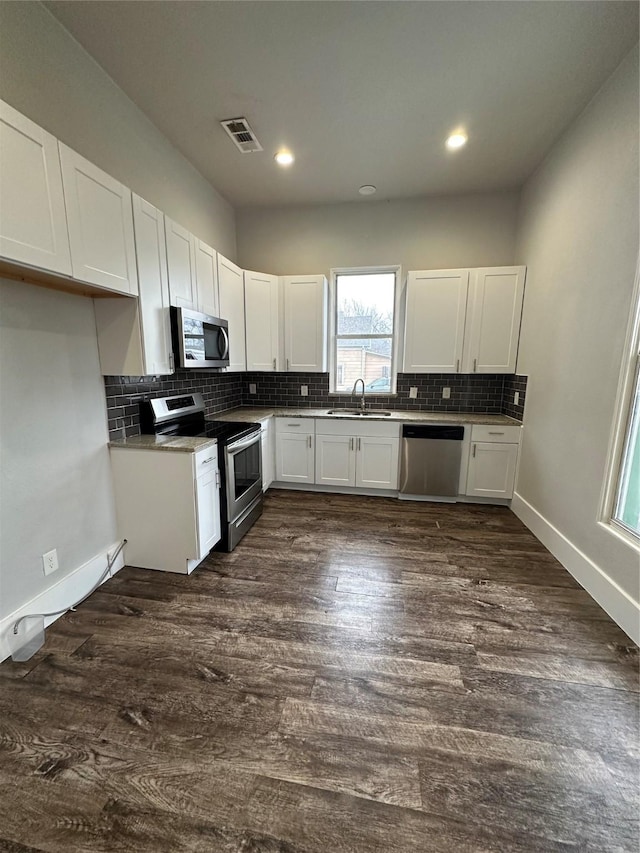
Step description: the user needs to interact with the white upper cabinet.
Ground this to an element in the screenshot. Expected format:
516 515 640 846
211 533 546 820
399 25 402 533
404 269 469 373
59 143 138 294
282 274 328 372
244 270 279 371
95 194 173 376
404 266 526 374
462 266 526 373
217 253 246 372
195 239 219 318
0 100 72 275
165 217 197 309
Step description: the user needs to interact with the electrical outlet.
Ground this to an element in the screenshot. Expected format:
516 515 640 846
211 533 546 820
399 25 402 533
409 387 418 399
301 385 308 397
442 387 451 399
249 383 257 395
42 548 58 576
514 391 520 406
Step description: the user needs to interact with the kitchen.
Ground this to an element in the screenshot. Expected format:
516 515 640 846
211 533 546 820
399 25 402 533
0 1 638 850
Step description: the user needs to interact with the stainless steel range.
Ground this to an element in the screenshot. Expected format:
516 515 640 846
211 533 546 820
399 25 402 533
140 394 263 551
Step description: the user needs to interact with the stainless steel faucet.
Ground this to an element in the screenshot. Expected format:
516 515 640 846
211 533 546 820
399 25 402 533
352 378 366 411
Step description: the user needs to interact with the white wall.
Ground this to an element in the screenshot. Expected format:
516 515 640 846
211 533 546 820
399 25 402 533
514 46 639 640
0 279 117 621
237 192 518 276
0 1 236 259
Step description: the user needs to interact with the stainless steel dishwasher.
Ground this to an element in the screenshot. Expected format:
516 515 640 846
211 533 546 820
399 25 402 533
399 424 465 500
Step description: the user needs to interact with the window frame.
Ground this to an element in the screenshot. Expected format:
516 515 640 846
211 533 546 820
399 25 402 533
328 265 403 395
600 255 640 549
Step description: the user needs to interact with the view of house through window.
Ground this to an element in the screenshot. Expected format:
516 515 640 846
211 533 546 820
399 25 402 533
613 357 640 538
334 271 396 393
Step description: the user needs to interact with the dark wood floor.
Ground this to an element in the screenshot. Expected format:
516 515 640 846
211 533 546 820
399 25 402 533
1 490 638 852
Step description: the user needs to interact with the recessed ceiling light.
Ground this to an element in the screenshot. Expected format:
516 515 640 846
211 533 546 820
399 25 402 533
359 185 377 195
446 133 468 150
275 150 294 166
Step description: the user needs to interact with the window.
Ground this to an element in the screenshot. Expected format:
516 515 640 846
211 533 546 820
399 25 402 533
604 261 640 543
613 353 640 538
331 268 399 394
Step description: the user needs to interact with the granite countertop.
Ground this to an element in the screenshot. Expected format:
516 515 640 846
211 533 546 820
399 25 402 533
214 407 522 426
109 434 217 453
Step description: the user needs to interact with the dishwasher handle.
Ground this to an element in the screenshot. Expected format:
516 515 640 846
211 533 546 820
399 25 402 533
402 425 464 441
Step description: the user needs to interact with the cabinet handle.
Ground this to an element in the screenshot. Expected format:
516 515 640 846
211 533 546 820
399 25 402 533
287 423 300 427
273 358 277 370
456 359 460 373
472 444 477 458
473 358 477 373
488 431 505 435
215 470 221 487
169 351 175 372
308 435 312 448
357 437 361 451
286 358 290 371
202 457 215 464
350 437 354 451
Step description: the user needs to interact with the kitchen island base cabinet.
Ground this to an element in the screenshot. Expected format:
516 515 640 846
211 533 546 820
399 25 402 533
110 446 220 574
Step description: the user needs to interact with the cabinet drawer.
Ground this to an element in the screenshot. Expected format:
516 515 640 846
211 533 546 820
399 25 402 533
315 418 400 438
194 445 218 477
275 417 314 434
471 424 521 444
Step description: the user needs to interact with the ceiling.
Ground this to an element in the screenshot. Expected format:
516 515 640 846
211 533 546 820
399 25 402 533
45 1 639 209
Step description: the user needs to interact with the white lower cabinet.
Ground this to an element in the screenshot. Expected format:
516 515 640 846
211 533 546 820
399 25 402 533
110 445 221 574
261 417 275 490
465 424 521 499
315 419 400 490
275 418 315 483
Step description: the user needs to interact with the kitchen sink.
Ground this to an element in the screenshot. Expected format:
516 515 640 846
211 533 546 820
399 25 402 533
326 409 392 416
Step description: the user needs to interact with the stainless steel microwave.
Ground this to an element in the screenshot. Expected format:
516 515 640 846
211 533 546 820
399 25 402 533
170 307 230 369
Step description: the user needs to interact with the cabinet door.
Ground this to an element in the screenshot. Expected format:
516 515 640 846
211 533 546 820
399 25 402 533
463 267 526 373
403 269 469 373
356 436 400 490
59 143 138 294
165 217 196 309
245 270 279 371
276 433 314 483
282 275 328 372
94 194 173 376
0 100 71 275
466 442 518 499
218 253 246 372
196 467 221 558
195 239 219 317
315 434 356 487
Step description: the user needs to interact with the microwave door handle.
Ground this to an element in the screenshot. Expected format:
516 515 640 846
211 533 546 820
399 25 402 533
219 326 230 361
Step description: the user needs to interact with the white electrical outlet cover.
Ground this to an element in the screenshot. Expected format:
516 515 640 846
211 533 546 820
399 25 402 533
442 387 451 399
301 385 308 396
249 383 257 394
409 387 418 399
514 391 520 405
42 548 58 575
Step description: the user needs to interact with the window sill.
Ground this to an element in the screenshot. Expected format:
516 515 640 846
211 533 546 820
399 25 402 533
598 519 640 554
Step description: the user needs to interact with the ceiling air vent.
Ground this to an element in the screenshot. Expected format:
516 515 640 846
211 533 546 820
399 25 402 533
220 117 263 153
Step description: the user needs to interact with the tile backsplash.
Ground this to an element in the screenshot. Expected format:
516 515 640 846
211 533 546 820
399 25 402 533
105 370 527 439
104 371 242 440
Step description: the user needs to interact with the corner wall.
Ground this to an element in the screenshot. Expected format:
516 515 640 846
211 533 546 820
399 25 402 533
514 46 640 641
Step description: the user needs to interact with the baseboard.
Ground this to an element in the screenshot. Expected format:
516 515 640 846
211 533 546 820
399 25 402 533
0 540 125 662
511 492 640 644
271 482 398 498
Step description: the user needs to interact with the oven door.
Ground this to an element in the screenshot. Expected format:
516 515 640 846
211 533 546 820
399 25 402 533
224 430 262 521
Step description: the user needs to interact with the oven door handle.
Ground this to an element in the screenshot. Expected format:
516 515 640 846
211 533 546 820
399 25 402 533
219 326 230 361
227 432 260 454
